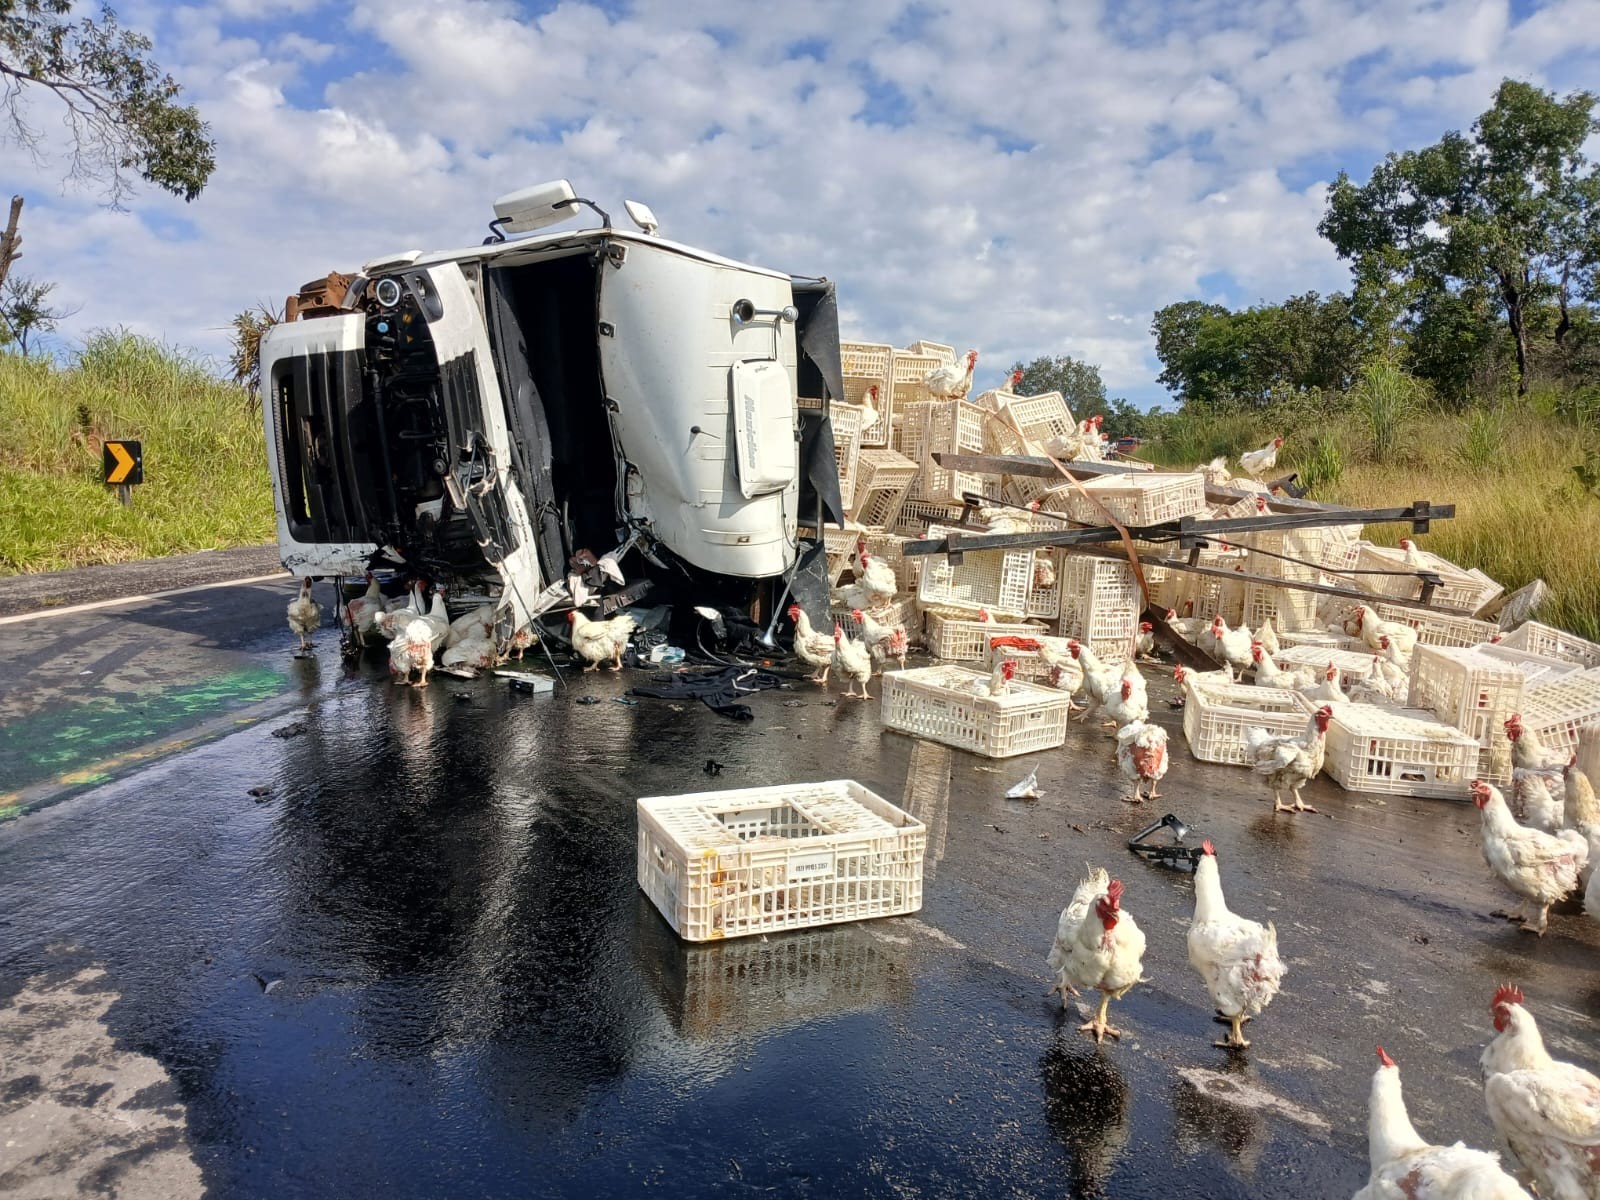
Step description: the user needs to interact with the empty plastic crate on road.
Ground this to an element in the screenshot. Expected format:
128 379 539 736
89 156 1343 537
917 524 1033 617
1499 621 1600 669
1274 644 1382 690
1058 472 1207 527
840 341 895 446
881 665 1072 758
1323 703 1480 799
637 780 926 942
924 612 1046 662
1517 667 1600 763
1182 681 1317 766
1369 601 1499 649
1354 544 1503 613
1406 643 1567 784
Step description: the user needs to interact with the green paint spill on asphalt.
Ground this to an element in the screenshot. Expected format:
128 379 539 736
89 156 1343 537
0 667 288 791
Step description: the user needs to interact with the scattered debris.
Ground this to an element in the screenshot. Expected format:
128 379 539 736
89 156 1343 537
270 722 307 740
250 973 283 995
246 785 274 802
575 696 602 706
704 759 724 776
1005 769 1042 800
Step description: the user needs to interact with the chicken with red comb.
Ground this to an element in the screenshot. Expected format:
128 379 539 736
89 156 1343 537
1187 841 1285 1049
1353 1044 1530 1199
1473 780 1588 934
1047 867 1147 1044
1479 986 1600 1200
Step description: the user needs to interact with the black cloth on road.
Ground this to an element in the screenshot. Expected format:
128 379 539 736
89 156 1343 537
630 666 786 721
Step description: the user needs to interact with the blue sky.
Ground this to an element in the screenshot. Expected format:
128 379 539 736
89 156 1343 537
5 0 1600 408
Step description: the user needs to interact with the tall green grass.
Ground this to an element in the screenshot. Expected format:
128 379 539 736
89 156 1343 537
0 333 274 573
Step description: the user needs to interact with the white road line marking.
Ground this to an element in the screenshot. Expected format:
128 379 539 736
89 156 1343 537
0 572 290 626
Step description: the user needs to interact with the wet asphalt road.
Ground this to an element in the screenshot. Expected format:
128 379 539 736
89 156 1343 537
1 576 1598 1199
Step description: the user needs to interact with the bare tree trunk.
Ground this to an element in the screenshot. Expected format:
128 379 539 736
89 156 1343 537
1499 269 1529 396
1555 263 1571 350
0 196 21 296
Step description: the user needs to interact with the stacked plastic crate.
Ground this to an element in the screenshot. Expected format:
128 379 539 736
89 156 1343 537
1057 555 1142 663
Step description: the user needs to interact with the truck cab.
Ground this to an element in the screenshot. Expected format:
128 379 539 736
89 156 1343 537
260 182 845 631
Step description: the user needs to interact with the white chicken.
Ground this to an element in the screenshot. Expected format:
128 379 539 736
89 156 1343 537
343 573 384 643
286 578 322 652
1187 840 1286 1050
1245 704 1333 813
832 623 874 700
1563 757 1600 886
1207 616 1255 674
1472 780 1588 935
855 607 908 673
1172 663 1236 693
567 610 637 672
1039 639 1084 701
976 658 1017 698
1166 605 1210 644
441 635 497 671
853 541 899 602
788 605 833 683
1350 655 1407 705
1134 620 1156 660
1047 870 1147 1044
1375 634 1412 692
1069 639 1117 724
1505 714 1568 775
924 348 978 400
417 587 451 652
1512 770 1565 834
388 617 435 686
1251 643 1317 691
1349 605 1419 657
1257 616 1281 657
1301 661 1350 706
1354 1046 1531 1200
1103 661 1149 730
1238 437 1284 479
1480 985 1600 1200
444 603 496 649
1116 721 1168 803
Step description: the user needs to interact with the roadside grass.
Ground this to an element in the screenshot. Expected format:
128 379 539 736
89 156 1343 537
1145 402 1600 643
0 334 275 574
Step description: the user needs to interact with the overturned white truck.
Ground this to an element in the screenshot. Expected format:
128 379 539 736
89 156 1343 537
260 181 847 636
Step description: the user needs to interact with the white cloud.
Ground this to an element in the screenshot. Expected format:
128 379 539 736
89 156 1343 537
1 0 1595 402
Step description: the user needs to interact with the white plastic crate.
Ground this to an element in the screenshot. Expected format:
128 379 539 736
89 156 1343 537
840 341 895 446
905 339 956 365
917 524 1033 617
1369 601 1500 649
1059 472 1207 527
1243 581 1322 634
1518 667 1600 763
881 665 1072 758
1156 552 1248 627
923 612 1045 662
1059 555 1141 652
890 351 942 417
1355 544 1503 614
637 780 925 942
860 530 921 593
1181 680 1317 767
1025 549 1064 620
850 448 919 526
984 632 1071 683
1323 703 1480 799
831 402 867 510
1275 644 1383 691
823 522 869 584
1279 629 1367 652
830 595 920 648
892 499 968 537
1247 526 1357 580
1499 621 1600 669
1407 644 1538 784
997 391 1076 450
903 400 987 503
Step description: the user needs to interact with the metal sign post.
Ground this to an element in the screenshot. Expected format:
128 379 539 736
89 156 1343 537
103 440 143 506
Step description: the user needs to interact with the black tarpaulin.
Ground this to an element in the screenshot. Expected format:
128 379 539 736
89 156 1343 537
793 279 846 528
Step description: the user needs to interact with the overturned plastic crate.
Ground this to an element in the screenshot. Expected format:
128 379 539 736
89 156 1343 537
830 402 868 510
901 400 987 503
890 351 942 425
840 341 895 447
1407 643 1579 784
924 612 1046 662
860 530 921 593
1517 667 1600 764
1059 555 1141 653
1157 550 1248 627
823 522 869 584
905 339 956 365
1323 703 1479 799
1354 544 1503 614
1275 644 1384 691
830 595 920 648
1243 580 1322 634
917 524 1033 617
637 780 925 942
1499 621 1600 669
1181 681 1318 767
881 665 1072 758
1058 471 1207 527
984 631 1072 684
997 391 1076 450
850 449 919 527
892 499 968 537
1278 629 1366 652
1369 601 1499 649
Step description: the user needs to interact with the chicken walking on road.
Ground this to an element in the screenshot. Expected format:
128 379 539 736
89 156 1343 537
1047 869 1147 1044
1473 781 1588 936
1245 704 1333 814
1187 840 1286 1051
287 578 322 653
832 623 873 700
567 610 637 672
1115 721 1168 804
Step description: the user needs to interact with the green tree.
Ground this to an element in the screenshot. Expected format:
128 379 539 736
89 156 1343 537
0 1 216 205
1320 79 1600 395
226 302 283 403
1008 353 1107 416
0 274 75 353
